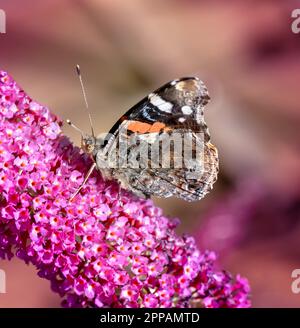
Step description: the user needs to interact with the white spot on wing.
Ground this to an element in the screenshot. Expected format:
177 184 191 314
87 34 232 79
178 117 186 123
149 94 173 113
181 105 193 115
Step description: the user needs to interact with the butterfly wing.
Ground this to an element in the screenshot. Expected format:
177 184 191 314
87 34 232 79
97 77 219 201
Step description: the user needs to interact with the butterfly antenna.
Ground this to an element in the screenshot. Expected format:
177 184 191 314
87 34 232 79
66 119 84 136
75 64 95 138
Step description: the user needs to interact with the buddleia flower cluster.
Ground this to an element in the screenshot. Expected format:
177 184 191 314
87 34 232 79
0 70 250 308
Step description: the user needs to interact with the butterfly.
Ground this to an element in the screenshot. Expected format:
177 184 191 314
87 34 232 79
67 66 218 202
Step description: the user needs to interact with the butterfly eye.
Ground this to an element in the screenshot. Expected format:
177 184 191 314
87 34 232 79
87 144 94 152
81 137 94 154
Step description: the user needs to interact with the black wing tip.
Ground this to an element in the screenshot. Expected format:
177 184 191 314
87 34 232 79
178 76 199 81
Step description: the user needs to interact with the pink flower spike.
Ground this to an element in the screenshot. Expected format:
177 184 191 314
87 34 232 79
0 70 250 308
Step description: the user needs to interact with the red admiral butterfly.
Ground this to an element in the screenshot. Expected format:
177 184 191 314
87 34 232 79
67 66 218 202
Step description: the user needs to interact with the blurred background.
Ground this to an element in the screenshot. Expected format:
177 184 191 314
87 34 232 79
0 0 300 307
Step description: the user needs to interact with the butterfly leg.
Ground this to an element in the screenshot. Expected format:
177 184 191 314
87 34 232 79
69 163 97 201
117 183 123 207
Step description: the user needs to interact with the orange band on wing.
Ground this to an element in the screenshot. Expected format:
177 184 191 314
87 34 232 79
127 121 168 133
149 122 166 133
127 121 152 133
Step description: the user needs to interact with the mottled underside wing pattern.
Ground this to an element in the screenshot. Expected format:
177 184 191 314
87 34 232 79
98 77 219 201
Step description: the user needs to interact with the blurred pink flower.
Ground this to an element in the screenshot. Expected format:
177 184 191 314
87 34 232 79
0 70 250 308
197 179 300 258
197 181 263 257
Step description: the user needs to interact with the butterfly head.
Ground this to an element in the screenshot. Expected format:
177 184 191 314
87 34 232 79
81 134 96 154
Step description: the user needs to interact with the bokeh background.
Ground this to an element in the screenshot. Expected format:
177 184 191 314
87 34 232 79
0 0 300 307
